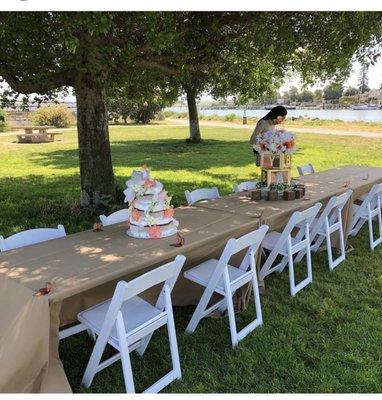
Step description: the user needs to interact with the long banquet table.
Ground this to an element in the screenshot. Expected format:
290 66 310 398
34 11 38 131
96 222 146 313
1 165 382 393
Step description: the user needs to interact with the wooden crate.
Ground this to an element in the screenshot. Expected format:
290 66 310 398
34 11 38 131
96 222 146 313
261 168 291 186
260 153 292 169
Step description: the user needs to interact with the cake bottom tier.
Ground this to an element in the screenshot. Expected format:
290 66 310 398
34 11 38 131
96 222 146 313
127 221 178 239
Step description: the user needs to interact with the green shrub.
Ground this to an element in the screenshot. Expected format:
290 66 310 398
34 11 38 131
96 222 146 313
163 111 175 118
224 113 236 122
0 109 7 132
31 105 75 128
155 111 166 121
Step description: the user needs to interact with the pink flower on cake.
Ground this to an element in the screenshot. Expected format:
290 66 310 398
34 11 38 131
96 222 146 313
144 178 156 188
163 207 174 219
148 225 162 239
131 208 141 222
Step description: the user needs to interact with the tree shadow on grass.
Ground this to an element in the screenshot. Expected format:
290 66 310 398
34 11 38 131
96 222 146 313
0 169 263 237
28 138 257 173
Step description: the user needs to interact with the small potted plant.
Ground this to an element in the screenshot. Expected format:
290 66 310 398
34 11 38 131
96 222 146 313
251 183 262 201
256 181 268 199
267 184 279 201
283 188 296 200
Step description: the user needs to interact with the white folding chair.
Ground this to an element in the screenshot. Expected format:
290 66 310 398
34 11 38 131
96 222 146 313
0 224 66 252
184 225 269 347
76 255 186 393
349 183 382 251
296 190 352 271
184 187 220 205
99 209 130 226
297 163 315 176
233 180 258 193
260 203 322 296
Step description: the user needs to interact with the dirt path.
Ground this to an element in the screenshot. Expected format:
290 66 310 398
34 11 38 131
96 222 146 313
166 118 382 139
2 121 382 139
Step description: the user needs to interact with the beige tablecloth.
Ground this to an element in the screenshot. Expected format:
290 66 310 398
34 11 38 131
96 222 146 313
1 165 382 393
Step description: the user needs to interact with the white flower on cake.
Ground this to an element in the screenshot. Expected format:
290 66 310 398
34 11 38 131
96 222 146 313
144 213 157 226
164 195 172 208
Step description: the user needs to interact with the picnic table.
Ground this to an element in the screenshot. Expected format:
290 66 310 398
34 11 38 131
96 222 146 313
17 126 62 143
1 165 382 393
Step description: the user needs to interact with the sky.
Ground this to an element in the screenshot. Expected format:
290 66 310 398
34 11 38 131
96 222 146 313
1 58 381 103
279 59 382 93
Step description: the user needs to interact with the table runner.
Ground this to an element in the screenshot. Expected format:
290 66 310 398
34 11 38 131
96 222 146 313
1 165 382 393
194 166 382 234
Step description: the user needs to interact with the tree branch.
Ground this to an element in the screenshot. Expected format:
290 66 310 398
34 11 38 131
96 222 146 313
0 61 76 94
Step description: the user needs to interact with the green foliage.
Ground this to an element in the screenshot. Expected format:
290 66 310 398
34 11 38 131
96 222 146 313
107 70 179 124
323 83 344 101
0 108 6 132
30 105 75 128
224 113 236 122
343 86 359 97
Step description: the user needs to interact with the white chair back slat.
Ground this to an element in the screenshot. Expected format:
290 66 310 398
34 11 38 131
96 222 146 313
232 225 269 255
350 183 382 233
185 187 220 205
0 224 66 252
295 190 352 271
260 203 322 281
206 225 269 289
311 190 352 241
297 163 315 176
100 209 130 226
350 183 382 250
233 181 258 193
122 255 185 302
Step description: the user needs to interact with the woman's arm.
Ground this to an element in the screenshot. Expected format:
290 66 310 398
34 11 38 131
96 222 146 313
249 120 266 144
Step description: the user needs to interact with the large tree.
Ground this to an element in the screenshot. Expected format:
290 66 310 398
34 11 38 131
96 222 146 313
0 12 381 203
164 12 382 142
0 12 180 206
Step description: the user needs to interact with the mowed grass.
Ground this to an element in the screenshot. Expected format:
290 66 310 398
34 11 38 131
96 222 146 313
1 124 382 392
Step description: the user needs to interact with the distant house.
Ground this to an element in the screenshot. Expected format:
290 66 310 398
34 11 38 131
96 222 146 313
359 89 382 105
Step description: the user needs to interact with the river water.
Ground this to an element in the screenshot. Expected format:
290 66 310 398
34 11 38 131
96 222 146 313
167 107 382 123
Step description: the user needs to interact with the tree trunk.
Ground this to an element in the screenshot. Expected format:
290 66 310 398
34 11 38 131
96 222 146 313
186 88 201 143
75 77 116 207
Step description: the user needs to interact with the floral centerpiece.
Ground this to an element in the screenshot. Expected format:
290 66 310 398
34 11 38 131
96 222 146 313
253 129 296 155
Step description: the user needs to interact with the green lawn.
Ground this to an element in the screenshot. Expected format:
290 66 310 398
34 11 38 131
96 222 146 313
1 125 382 392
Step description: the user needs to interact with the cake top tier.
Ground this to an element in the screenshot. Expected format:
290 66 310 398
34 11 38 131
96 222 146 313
124 168 163 203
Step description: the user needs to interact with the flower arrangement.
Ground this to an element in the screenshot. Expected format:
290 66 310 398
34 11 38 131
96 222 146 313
256 181 268 189
253 129 296 155
148 225 162 239
269 182 289 191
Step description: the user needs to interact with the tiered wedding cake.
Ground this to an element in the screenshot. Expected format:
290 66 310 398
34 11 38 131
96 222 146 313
123 168 179 239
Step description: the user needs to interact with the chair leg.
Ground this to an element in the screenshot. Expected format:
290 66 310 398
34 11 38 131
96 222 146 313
116 314 136 393
369 209 382 250
81 335 108 388
185 282 215 335
289 247 313 297
287 249 296 296
251 271 263 327
327 226 346 271
166 294 182 380
224 289 238 348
